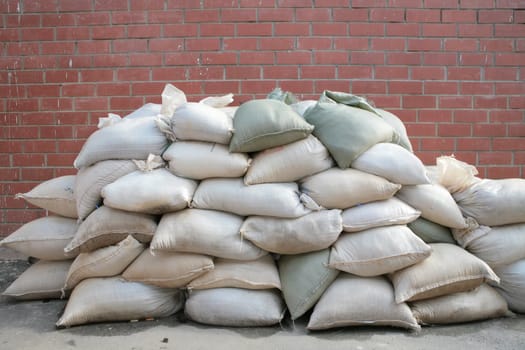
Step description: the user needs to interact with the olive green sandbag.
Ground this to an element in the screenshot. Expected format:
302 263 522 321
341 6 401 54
407 217 456 244
278 249 339 320
304 102 400 169
230 99 314 153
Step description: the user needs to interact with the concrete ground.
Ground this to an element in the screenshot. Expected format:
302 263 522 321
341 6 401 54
1 247 524 350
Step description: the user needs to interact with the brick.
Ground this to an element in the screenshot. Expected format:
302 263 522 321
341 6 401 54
57 140 86 153
6 126 39 139
97 83 131 96
387 52 422 65
315 51 349 64
221 9 257 22
386 23 419 36
312 23 348 36
424 81 458 95
150 38 185 52
75 12 111 25
339 66 373 79
352 0 387 7
406 9 441 22
129 54 163 67
489 110 523 122
390 0 423 7
128 25 162 38
23 0 60 12
260 38 296 50
5 209 46 223
418 110 453 123
276 51 312 65
352 52 385 65
480 39 514 52
117 68 150 81
0 28 19 42
7 42 39 56
241 80 277 94
80 70 113 82
407 38 441 51
486 167 521 179
185 38 221 51
460 0 495 8
508 124 525 137
422 24 457 37
350 23 385 36
439 96 473 108
151 67 186 81
438 123 472 137
110 97 144 110
447 67 480 80
258 8 295 22
389 81 422 94
333 38 369 50
74 97 109 111
475 96 508 109
442 10 477 23
495 24 525 37
263 66 299 80
226 66 261 80
237 23 273 36
130 0 165 10
41 42 76 55
94 0 128 10
200 23 235 37
92 55 127 68
315 80 351 94
510 96 525 108
92 26 126 40
23 56 57 69
298 37 332 50
312 0 349 6
497 0 525 8
202 52 238 65
11 71 44 84
495 82 525 95
369 96 402 109
62 84 96 97
375 66 409 79
78 41 111 54
241 0 275 7
23 140 57 153
444 38 478 52
279 80 315 94
372 38 406 51
459 53 493 66
485 67 519 81
402 96 436 108
46 153 77 167
224 38 258 50
274 23 311 36
41 98 73 111
370 8 405 22
412 67 445 80
202 81 240 95
27 85 61 98
458 24 493 37
59 0 93 11
112 39 148 53
479 10 515 23
165 52 201 66
148 10 184 24
420 138 455 151
295 8 331 21
424 0 458 8
187 66 224 80
352 81 387 94
333 8 369 21
40 126 74 139
493 138 525 151
461 82 494 95
473 124 508 137
456 138 491 151
300 66 336 79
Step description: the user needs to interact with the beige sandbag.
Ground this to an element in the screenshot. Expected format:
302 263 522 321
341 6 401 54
163 141 250 180
56 277 185 327
329 225 431 277
307 274 420 331
351 143 430 185
171 102 233 144
122 250 213 288
493 259 525 313
453 178 525 226
185 288 285 327
240 209 342 254
75 159 137 220
2 260 72 300
0 216 79 261
453 223 525 268
390 243 500 303
244 135 333 185
411 284 510 325
300 168 401 210
151 209 266 260
187 255 281 290
396 184 467 229
434 155 480 193
64 206 157 255
290 100 317 116
376 108 413 152
64 235 144 289
15 175 77 218
191 178 314 218
101 168 197 214
73 116 170 169
342 198 421 232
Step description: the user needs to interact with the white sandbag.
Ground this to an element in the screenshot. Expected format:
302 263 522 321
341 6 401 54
342 198 421 232
0 216 79 261
163 141 250 180
56 277 184 327
329 225 431 277
493 260 525 313
124 103 161 119
185 288 285 327
411 284 510 325
122 250 214 288
64 206 157 255
434 156 480 193
64 236 144 289
376 108 413 152
351 143 430 185
300 168 401 210
192 178 314 218
240 209 342 254
2 260 72 300
151 208 266 260
75 159 137 220
390 243 500 303
171 102 233 144
453 223 525 268
187 255 281 290
396 184 467 229
307 274 420 331
15 175 77 218
73 116 170 169
102 167 197 214
244 135 333 185
199 93 234 108
290 100 317 117
453 178 525 226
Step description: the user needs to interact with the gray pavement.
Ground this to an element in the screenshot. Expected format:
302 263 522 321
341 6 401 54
1 247 524 350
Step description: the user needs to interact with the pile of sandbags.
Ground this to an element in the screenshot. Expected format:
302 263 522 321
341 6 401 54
2 84 522 332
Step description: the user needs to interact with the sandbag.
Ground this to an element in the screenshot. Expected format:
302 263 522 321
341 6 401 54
151 208 266 260
75 159 137 220
290 100 316 116
411 284 510 325
407 217 456 244
376 108 413 152
307 274 420 331
101 168 197 214
390 243 500 303
244 135 333 185
453 223 525 268
15 175 77 218
185 288 285 327
192 178 313 218
171 102 233 144
122 250 214 288
434 156 480 193
73 116 170 169
303 102 399 168
64 206 157 255
2 260 72 300
351 143 430 185
493 260 525 313
187 255 281 290
64 235 144 289
300 168 401 210
0 216 79 261
396 184 467 229
278 249 339 320
163 141 250 180
124 102 161 119
453 178 525 226
329 225 431 277
342 198 420 232
229 99 314 153
56 277 184 327
241 209 342 254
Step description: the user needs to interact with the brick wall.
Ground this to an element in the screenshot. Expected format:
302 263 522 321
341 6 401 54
1 0 524 237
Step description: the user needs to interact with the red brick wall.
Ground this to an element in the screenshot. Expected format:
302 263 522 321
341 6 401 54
1 0 524 237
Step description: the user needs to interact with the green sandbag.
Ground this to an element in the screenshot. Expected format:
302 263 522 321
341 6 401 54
278 249 339 320
319 90 380 116
407 217 456 244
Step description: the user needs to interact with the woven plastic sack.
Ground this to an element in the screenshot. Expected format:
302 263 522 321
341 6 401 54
407 217 456 244
493 259 525 314
376 108 413 152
